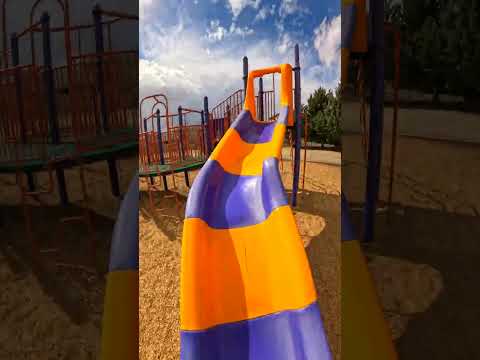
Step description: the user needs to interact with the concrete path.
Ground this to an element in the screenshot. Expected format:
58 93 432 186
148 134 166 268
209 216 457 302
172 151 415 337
342 101 480 144
281 148 341 167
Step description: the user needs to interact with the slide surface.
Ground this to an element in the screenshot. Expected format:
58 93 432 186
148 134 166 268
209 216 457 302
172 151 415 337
341 195 398 359
100 175 139 360
180 64 332 360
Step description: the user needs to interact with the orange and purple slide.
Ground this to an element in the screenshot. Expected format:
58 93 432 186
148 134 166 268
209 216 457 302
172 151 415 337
342 194 398 359
179 64 332 359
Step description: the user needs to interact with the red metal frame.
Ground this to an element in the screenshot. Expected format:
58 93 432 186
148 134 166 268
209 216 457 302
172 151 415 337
1 3 138 144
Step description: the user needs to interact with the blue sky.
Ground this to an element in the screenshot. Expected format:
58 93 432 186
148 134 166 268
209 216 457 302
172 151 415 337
140 0 340 112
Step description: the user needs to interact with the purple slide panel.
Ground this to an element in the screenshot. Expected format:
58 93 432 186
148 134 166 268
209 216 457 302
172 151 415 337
180 302 332 360
232 107 288 144
185 158 288 229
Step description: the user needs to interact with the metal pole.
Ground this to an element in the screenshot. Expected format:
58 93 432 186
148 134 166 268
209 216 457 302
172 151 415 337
203 96 212 154
107 157 121 196
200 110 206 156
387 29 400 207
363 0 385 242
42 12 69 205
12 32 35 190
143 117 153 185
41 13 60 144
10 34 26 143
226 104 231 128
178 106 189 186
93 4 108 134
243 56 248 96
178 106 185 160
156 109 168 190
291 44 302 207
258 77 264 121
11 28 33 205
93 5 119 196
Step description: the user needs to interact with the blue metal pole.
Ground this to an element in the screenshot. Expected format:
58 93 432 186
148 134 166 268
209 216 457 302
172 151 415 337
11 32 35 191
143 117 154 185
243 56 248 95
41 13 60 145
178 106 189 187
258 77 264 121
178 106 185 160
10 33 26 143
93 4 108 134
156 109 168 191
93 5 120 196
203 97 212 154
291 44 302 207
363 0 385 243
200 110 206 156
42 12 69 205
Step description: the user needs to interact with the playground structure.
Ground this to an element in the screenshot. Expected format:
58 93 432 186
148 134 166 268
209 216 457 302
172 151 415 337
341 0 398 358
342 0 401 231
0 1 138 261
177 46 332 359
139 49 309 208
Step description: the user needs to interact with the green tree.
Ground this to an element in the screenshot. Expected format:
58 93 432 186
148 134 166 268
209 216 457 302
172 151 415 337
303 86 341 146
385 0 480 105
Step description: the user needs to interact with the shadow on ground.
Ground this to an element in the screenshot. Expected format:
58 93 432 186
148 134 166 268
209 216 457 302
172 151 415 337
0 204 114 325
349 204 480 360
139 189 187 241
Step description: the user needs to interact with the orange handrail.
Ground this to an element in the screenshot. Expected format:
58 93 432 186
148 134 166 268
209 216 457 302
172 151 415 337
244 64 293 125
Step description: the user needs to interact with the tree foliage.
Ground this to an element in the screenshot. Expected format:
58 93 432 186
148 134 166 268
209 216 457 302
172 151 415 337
303 86 341 146
385 0 480 104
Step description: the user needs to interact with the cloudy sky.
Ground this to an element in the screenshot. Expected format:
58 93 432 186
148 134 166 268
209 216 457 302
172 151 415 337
140 0 340 112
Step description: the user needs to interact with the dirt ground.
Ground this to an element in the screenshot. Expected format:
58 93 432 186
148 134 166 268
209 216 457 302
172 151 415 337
139 150 341 360
343 133 480 359
0 156 137 360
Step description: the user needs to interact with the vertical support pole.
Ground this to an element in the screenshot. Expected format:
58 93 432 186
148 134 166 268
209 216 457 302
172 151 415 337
200 110 206 156
42 13 68 205
10 33 26 143
11 33 35 191
226 104 231 128
156 109 168 191
243 56 248 100
93 4 108 134
143 117 153 185
258 77 264 121
291 44 302 207
107 157 120 197
203 96 212 154
42 13 60 144
178 106 189 187
363 0 385 243
387 29 400 207
178 106 185 160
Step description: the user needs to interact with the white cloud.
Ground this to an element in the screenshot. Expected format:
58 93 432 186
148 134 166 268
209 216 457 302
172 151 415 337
279 0 310 17
277 33 293 54
254 4 276 22
205 19 254 42
227 0 261 18
313 15 341 68
139 6 337 113
139 0 154 21
206 20 229 41
229 22 254 37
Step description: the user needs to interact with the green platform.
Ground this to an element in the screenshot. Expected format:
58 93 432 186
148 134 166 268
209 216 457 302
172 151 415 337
139 158 206 177
0 140 137 173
